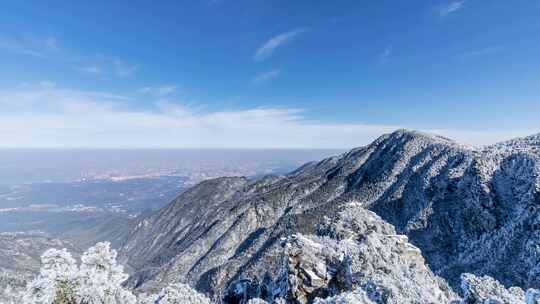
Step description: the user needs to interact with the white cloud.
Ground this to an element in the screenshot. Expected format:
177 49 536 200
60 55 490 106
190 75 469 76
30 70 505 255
0 35 59 57
0 84 534 149
76 56 138 78
252 70 280 84
458 45 504 58
44 36 59 51
379 46 392 63
77 65 102 74
254 28 308 62
113 59 138 77
439 1 465 17
138 85 177 96
0 33 137 80
38 81 57 88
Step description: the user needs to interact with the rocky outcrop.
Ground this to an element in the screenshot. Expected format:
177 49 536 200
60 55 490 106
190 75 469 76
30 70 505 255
118 130 540 302
221 204 456 303
281 204 457 303
459 273 540 304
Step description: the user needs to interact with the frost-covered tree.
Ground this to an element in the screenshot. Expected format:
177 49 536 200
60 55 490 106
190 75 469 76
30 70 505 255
527 289 540 304
16 242 213 304
246 298 269 304
138 283 211 304
22 248 78 304
134 293 159 304
75 242 136 304
19 243 136 304
2 285 24 304
313 290 374 304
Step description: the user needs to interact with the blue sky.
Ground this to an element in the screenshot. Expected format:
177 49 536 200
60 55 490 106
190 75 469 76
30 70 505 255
0 0 539 148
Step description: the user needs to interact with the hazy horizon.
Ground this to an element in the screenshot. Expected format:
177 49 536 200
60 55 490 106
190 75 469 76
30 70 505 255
0 148 344 185
0 128 538 149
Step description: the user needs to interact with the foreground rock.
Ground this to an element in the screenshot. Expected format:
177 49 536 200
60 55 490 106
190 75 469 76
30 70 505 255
231 203 457 303
289 204 456 303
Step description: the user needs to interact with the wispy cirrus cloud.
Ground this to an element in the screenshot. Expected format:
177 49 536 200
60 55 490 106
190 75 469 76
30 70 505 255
0 35 59 57
75 55 138 78
0 31 138 79
0 83 532 148
113 59 138 77
0 84 397 148
252 70 280 85
76 65 102 75
379 46 392 64
438 1 466 17
254 28 308 62
138 85 177 96
458 45 505 58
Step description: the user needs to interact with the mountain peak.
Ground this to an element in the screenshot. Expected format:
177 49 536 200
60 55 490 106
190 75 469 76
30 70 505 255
386 129 456 144
490 132 540 152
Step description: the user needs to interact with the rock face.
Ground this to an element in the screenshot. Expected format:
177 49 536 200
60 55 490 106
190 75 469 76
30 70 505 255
279 204 457 303
119 130 540 302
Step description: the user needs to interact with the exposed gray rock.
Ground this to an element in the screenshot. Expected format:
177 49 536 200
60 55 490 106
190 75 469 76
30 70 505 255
279 204 457 303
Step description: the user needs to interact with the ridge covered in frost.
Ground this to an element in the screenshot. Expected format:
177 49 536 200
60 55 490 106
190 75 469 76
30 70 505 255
93 129 540 302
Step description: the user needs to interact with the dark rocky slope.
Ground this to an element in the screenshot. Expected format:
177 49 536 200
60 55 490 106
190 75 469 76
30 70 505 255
119 130 540 302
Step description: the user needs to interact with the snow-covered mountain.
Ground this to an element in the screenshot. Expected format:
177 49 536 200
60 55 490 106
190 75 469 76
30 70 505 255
490 133 540 155
117 129 540 303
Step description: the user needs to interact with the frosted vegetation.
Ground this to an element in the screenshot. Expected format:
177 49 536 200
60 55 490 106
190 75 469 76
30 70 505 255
4 242 211 304
8 238 540 304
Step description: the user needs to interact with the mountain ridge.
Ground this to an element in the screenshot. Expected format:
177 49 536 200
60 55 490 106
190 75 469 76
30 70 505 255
118 129 540 302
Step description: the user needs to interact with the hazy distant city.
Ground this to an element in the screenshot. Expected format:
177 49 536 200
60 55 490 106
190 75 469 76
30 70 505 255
0 149 341 234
